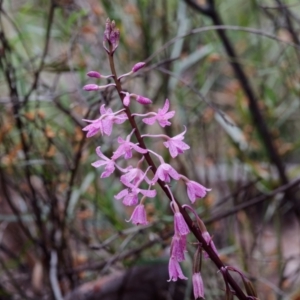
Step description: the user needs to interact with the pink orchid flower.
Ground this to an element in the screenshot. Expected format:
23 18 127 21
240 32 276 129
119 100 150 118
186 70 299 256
170 234 186 262
91 146 115 178
112 129 147 160
132 99 175 127
142 126 190 158
114 186 156 206
143 99 175 127
202 231 219 258
170 200 190 236
151 163 180 184
186 180 211 203
120 167 152 187
126 204 148 225
115 167 156 206
163 127 190 158
83 104 127 137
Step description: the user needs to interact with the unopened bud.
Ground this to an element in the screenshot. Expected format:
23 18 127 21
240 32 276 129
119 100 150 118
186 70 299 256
87 71 102 78
136 95 152 105
111 29 120 51
123 93 131 106
132 62 146 73
83 84 99 91
104 18 111 42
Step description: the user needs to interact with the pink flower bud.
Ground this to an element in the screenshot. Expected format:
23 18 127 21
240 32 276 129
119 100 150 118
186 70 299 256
83 84 99 91
132 62 146 73
123 93 131 106
110 28 120 50
87 71 102 78
136 95 152 105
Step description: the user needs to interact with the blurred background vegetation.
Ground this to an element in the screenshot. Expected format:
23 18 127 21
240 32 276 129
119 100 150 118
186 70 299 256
1 0 300 299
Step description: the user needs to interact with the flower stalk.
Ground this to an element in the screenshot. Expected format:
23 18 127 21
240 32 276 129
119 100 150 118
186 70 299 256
82 19 250 300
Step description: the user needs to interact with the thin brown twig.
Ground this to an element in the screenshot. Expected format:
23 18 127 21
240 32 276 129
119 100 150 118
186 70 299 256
23 1 56 104
146 24 300 63
205 177 300 225
0 26 49 258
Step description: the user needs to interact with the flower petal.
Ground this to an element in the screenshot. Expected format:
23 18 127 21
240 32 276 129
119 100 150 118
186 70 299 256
114 189 129 200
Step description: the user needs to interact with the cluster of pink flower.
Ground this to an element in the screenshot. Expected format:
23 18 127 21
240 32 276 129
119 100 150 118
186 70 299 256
82 19 217 300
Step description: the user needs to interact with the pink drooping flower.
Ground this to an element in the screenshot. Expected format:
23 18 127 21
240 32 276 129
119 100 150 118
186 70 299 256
174 212 190 236
185 180 211 203
192 272 204 299
82 104 127 137
151 163 180 183
91 147 115 178
126 204 148 225
169 199 190 236
112 129 147 160
170 234 186 262
168 256 188 282
143 99 175 127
